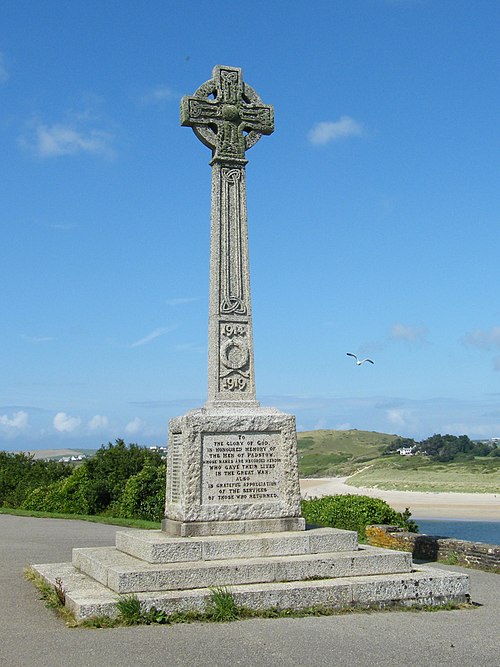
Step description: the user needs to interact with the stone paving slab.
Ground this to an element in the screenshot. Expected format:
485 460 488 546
33 561 469 622
71 544 413 594
115 527 358 563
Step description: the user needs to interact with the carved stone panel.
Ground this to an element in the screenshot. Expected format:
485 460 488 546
218 321 251 394
201 432 283 505
219 167 247 315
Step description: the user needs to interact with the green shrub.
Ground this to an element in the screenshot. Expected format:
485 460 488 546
22 465 92 514
82 440 164 514
19 441 166 518
113 464 166 522
0 451 71 508
301 494 418 539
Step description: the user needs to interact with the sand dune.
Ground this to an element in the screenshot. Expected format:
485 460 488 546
300 477 500 520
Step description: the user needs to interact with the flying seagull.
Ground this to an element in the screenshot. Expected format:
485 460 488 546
347 353 374 365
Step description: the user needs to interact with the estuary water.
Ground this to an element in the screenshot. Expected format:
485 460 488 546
415 518 500 545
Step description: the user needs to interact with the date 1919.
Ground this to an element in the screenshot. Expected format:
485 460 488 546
221 376 247 391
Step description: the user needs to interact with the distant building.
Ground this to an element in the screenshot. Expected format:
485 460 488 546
149 444 168 459
396 446 416 456
54 454 87 463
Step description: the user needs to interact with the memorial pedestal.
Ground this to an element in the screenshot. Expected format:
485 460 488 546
163 407 305 536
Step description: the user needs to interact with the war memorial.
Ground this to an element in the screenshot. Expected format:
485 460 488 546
33 66 469 621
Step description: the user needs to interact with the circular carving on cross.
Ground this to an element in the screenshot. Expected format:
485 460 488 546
222 104 239 121
220 338 249 370
180 65 274 163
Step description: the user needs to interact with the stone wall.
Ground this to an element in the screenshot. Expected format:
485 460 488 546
366 525 500 572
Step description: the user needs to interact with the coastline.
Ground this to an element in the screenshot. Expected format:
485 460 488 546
299 477 500 521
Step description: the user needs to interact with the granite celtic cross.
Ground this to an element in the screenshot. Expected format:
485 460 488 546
180 64 274 163
181 65 274 407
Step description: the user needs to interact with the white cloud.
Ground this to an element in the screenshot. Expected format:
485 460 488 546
129 326 175 348
47 223 76 231
0 52 8 83
175 343 205 353
166 297 199 306
464 327 500 350
0 411 28 429
390 323 427 343
386 408 413 427
19 108 115 159
444 422 500 438
308 116 363 146
141 85 178 104
88 414 109 431
53 412 81 433
21 334 56 343
31 123 113 158
125 417 142 435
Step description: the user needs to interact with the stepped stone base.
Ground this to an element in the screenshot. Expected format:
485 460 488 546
34 561 469 622
31 527 469 622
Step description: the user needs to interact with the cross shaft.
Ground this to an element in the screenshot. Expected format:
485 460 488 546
181 66 274 407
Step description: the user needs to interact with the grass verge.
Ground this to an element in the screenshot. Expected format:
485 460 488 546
24 567 78 627
1 507 159 529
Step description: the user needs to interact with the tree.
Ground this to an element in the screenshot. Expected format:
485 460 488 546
22 466 92 514
0 451 71 508
113 464 166 521
82 440 164 514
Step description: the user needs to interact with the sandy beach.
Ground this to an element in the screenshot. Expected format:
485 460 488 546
300 477 500 520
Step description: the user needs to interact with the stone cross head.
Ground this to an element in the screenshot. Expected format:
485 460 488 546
181 65 274 164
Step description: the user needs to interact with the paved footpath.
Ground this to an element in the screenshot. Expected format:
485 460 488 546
1 514 499 667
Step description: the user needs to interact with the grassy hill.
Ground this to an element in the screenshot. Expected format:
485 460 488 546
297 429 399 477
297 429 500 492
345 454 500 493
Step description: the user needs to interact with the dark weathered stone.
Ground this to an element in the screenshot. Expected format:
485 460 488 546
181 65 273 165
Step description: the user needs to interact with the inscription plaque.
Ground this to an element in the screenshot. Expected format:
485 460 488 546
202 432 283 504
169 433 182 503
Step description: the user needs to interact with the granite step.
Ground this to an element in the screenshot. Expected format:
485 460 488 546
72 544 413 594
115 527 358 564
33 560 470 622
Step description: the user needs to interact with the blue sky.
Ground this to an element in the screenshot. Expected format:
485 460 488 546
2 0 500 451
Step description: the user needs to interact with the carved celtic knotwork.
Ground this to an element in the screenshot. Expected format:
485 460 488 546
220 166 247 316
181 65 274 163
220 296 246 314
